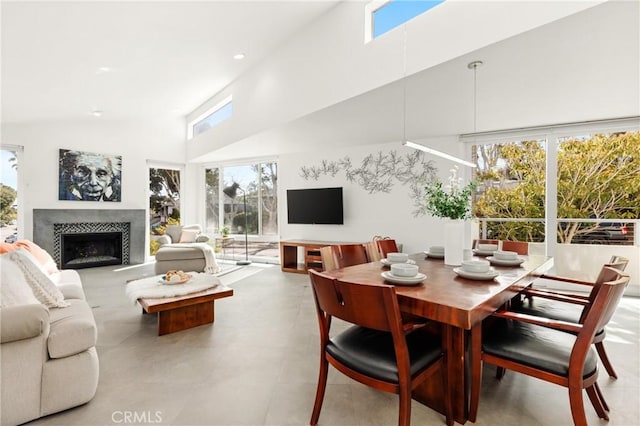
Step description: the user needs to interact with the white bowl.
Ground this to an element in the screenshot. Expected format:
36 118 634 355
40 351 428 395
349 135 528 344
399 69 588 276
494 250 518 260
477 244 498 252
390 263 419 277
387 252 409 263
429 246 445 254
461 259 490 273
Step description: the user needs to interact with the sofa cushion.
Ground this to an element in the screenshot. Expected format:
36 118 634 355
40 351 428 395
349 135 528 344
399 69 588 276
49 269 86 300
15 240 59 274
155 245 207 261
4 249 69 308
0 254 41 307
48 300 97 358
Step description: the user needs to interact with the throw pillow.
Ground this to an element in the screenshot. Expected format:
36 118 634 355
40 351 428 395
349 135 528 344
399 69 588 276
15 239 59 274
0 242 19 254
165 225 183 243
6 248 69 308
179 229 199 243
0 253 41 307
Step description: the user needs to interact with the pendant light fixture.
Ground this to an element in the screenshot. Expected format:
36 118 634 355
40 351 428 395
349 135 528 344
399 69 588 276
402 28 476 168
468 60 483 137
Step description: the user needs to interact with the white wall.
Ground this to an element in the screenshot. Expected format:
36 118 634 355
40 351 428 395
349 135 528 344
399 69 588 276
2 118 185 251
278 137 472 254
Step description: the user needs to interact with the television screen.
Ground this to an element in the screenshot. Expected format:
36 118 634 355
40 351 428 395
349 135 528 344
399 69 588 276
287 187 344 225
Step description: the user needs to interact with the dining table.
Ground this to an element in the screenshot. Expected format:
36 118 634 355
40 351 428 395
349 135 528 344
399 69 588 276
323 252 553 424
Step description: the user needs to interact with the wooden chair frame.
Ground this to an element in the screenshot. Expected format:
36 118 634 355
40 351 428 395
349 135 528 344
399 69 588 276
308 270 452 426
500 240 529 255
376 239 399 258
470 270 630 426
521 257 629 378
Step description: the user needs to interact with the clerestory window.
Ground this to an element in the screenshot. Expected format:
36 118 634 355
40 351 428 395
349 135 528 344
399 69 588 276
365 0 445 42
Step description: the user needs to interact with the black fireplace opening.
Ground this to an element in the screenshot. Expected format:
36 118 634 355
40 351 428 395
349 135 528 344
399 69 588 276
61 232 123 269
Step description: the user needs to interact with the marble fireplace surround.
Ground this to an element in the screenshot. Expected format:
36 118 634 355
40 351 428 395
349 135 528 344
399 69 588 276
33 209 146 266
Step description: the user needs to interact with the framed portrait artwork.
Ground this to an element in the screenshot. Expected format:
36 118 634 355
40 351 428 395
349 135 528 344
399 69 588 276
58 149 122 202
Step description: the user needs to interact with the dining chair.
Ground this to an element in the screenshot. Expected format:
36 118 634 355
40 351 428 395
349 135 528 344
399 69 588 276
515 257 629 379
500 240 529 255
376 239 399 258
334 244 370 269
308 270 453 426
364 241 382 262
469 268 630 426
320 246 337 272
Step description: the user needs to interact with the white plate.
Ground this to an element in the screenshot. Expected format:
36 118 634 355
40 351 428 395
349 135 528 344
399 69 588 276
472 249 496 256
381 271 426 286
381 258 416 266
453 267 499 281
486 256 525 266
423 251 445 259
159 274 192 285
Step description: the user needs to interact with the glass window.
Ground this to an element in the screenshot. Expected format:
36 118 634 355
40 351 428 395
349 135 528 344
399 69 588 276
259 162 278 236
1 148 19 243
215 162 279 237
370 0 445 40
149 167 181 255
188 97 233 139
557 131 639 245
205 167 220 235
472 139 547 243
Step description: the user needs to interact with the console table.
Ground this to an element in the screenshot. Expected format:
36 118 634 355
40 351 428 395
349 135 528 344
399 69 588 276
279 240 360 274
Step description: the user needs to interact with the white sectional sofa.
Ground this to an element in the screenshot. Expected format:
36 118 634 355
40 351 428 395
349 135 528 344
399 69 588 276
1 246 99 426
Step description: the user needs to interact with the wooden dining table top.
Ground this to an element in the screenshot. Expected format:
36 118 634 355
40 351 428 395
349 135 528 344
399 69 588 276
323 254 554 330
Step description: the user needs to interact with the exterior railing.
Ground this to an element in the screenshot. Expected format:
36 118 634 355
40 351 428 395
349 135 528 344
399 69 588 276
477 217 639 247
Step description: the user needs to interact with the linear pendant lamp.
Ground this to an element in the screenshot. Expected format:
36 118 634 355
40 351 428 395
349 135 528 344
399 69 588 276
403 141 476 168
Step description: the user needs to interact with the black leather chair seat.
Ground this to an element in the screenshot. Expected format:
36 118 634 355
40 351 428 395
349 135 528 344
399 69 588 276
512 298 605 338
326 326 442 383
483 318 598 378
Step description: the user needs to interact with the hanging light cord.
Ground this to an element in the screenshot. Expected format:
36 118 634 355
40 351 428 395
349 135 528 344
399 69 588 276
468 60 483 134
402 25 408 142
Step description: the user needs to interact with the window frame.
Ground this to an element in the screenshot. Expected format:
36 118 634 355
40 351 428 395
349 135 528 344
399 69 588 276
187 95 233 140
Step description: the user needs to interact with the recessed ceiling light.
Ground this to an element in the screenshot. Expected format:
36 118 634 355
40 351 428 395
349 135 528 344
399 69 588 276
91 110 103 117
233 53 245 60
96 67 111 74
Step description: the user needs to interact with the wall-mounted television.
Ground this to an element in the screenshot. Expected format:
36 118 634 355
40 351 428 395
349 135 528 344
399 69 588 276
287 187 344 225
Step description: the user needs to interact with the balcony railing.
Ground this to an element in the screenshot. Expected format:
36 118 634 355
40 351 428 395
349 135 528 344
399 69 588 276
477 217 638 247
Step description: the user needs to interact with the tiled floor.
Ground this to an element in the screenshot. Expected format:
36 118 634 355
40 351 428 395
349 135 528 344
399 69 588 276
28 262 640 426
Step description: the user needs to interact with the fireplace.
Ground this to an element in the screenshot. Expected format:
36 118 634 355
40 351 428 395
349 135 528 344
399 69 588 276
33 209 146 268
61 232 123 269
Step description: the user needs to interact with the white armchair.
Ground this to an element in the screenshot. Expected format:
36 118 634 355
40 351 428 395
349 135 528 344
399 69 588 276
157 224 209 247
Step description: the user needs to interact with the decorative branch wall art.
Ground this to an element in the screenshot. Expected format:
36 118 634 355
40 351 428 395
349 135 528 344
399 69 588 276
299 150 437 216
58 149 122 202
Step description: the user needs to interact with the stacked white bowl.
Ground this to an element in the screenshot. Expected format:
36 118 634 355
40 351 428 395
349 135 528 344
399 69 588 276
494 250 518 261
460 259 491 273
387 252 409 263
477 244 498 252
390 263 419 277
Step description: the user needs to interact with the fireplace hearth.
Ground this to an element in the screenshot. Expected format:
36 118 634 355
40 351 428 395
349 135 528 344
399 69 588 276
62 232 123 269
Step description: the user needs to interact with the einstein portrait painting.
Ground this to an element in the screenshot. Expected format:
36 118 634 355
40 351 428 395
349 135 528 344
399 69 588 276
58 149 122 202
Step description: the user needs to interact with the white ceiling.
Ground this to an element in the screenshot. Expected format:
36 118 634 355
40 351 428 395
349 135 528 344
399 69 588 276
2 0 639 160
205 0 639 161
1 1 340 124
